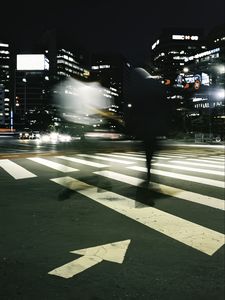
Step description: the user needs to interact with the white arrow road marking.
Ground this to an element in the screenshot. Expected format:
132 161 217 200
48 240 131 279
50 177 225 256
0 159 37 179
128 166 224 188
95 170 225 211
27 157 78 173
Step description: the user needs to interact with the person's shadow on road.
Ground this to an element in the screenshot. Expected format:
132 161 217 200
135 181 165 208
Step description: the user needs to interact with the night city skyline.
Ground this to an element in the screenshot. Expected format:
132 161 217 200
1 0 224 65
0 1 225 299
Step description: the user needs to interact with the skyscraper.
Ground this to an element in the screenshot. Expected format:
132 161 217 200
0 41 11 129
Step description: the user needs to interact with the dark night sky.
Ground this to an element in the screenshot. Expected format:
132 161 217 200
0 0 224 65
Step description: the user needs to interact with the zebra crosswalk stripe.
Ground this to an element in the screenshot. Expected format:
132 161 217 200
127 166 224 188
186 158 224 164
151 162 225 176
96 153 146 161
77 154 134 164
27 157 78 173
114 152 145 157
56 155 109 168
94 170 225 211
199 157 225 162
170 160 225 169
0 159 37 179
50 176 225 256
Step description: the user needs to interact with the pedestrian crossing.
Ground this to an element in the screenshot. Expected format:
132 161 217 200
94 170 224 210
127 166 224 188
51 176 225 256
27 157 79 173
0 150 224 256
0 159 37 179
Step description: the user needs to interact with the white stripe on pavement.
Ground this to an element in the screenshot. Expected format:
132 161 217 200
0 159 37 180
127 166 224 188
114 152 169 160
77 154 134 164
96 153 146 161
127 151 145 155
153 156 176 160
114 152 145 157
94 170 225 211
50 176 225 256
200 157 225 162
151 162 225 176
155 154 186 159
56 156 108 168
170 160 225 169
27 157 78 173
187 158 223 164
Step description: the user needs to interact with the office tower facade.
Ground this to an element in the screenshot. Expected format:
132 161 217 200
0 41 11 129
14 54 50 129
151 28 204 82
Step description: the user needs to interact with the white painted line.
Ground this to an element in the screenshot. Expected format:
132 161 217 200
167 143 225 149
50 176 225 256
0 159 37 180
127 151 145 155
56 156 108 168
96 153 146 161
151 162 225 176
199 157 225 162
170 160 225 169
153 156 174 160
77 154 134 164
95 170 225 211
187 158 223 164
27 157 78 173
156 154 186 159
128 166 224 188
114 152 145 157
160 152 194 156
113 152 169 160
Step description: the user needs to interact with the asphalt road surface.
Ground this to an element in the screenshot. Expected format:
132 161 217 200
0 139 224 299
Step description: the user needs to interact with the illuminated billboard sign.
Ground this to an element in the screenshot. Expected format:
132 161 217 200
17 54 49 71
172 35 199 41
174 72 210 90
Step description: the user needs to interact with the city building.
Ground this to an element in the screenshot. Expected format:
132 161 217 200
181 23 225 138
150 26 225 139
90 53 124 112
151 28 204 81
14 53 50 129
0 41 12 129
87 53 126 131
53 48 90 81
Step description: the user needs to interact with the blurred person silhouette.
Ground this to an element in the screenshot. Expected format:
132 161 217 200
124 67 169 182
